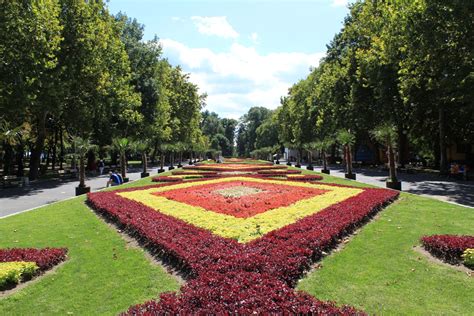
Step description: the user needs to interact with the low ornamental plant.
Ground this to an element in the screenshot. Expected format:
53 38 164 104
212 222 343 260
151 176 183 183
87 174 398 313
0 248 68 290
462 249 474 268
421 235 474 267
257 169 301 175
183 164 285 172
285 174 324 181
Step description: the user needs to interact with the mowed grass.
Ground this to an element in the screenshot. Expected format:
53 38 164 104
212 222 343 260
296 169 474 315
0 174 179 315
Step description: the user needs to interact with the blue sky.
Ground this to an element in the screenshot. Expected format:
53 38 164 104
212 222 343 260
107 0 353 119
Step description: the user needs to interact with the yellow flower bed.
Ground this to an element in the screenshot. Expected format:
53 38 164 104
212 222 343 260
120 177 362 243
0 261 38 288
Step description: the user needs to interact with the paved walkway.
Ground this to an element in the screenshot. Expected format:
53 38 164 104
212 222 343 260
295 163 474 208
0 166 171 218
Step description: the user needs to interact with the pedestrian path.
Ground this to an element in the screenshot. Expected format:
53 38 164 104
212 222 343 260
0 167 169 218
297 163 474 208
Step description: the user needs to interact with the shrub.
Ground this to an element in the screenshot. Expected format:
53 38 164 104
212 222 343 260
462 248 474 268
0 248 67 290
0 262 38 289
421 235 474 265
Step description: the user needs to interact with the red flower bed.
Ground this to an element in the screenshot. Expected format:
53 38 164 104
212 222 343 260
257 169 301 175
87 177 398 314
171 171 220 178
151 176 183 182
421 235 474 265
0 248 67 271
183 164 285 172
157 180 327 218
285 174 324 181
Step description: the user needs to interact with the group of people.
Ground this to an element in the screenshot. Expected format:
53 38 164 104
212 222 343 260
450 162 469 180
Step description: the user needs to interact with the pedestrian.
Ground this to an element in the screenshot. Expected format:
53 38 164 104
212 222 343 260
98 159 105 175
106 170 122 187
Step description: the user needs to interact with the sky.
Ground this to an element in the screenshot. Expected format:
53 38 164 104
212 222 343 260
107 0 353 119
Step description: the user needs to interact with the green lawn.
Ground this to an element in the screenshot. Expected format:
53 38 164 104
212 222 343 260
297 171 474 315
1 167 472 314
0 174 178 315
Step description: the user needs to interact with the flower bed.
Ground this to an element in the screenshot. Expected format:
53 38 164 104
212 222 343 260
0 248 68 290
171 170 218 175
151 176 183 183
421 235 474 267
257 169 301 175
285 174 324 181
183 163 286 172
87 175 398 313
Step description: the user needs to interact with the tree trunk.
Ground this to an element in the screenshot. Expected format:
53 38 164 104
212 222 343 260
160 153 165 170
151 141 158 165
120 153 126 178
308 151 312 166
142 152 147 173
388 143 398 183
16 143 24 177
346 145 353 175
51 128 57 171
322 150 328 170
3 143 14 175
59 126 64 170
79 156 86 187
439 106 447 174
29 113 47 180
330 144 336 164
45 143 51 169
398 130 409 168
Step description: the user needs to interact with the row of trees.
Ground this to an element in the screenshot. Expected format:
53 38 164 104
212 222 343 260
201 111 237 157
237 1 473 177
0 1 206 183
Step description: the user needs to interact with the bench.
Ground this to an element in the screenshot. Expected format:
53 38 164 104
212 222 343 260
2 175 22 188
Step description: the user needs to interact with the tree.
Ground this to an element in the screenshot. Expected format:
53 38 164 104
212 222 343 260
221 118 238 156
58 0 141 158
132 140 151 177
337 130 356 179
371 124 401 189
0 0 62 180
255 116 280 149
112 138 130 181
237 107 272 156
314 138 334 174
115 13 171 156
72 136 96 195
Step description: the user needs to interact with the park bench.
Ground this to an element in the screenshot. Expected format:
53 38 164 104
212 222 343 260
2 175 22 188
55 169 77 179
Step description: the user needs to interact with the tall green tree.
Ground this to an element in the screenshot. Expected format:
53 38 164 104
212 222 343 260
0 0 63 180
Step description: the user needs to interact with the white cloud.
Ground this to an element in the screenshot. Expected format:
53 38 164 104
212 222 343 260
250 32 259 44
191 16 239 39
332 0 348 7
160 38 325 118
171 16 183 22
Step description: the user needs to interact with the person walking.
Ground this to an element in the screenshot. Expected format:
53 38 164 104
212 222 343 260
98 159 105 175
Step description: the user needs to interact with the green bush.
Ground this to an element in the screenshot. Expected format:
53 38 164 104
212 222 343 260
462 248 474 268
